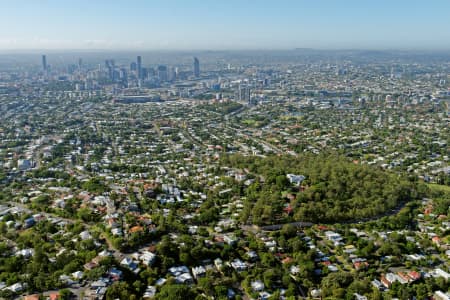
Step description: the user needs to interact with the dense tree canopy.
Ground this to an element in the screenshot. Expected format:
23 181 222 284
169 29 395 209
222 153 422 224
198 102 243 114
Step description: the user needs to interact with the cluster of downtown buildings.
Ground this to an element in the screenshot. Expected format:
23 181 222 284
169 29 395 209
41 54 201 90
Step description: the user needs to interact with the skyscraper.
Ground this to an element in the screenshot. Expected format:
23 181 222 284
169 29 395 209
105 59 115 80
168 66 176 82
193 57 200 77
42 55 47 72
157 65 168 82
137 56 142 79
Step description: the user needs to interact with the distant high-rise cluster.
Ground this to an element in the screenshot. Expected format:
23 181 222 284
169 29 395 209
36 53 206 88
235 84 251 103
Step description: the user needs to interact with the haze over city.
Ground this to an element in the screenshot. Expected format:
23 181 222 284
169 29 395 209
1 0 450 51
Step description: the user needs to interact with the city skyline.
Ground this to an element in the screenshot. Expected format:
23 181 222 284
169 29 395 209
1 0 450 51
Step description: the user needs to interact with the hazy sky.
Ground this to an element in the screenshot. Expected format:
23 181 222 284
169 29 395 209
1 0 450 50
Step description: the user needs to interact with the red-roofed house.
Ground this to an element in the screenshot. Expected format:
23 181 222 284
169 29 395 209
397 272 412 283
432 236 442 246
408 271 421 281
49 292 60 300
380 276 391 288
354 261 369 270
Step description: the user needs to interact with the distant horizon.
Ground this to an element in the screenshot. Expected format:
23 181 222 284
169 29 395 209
1 47 450 54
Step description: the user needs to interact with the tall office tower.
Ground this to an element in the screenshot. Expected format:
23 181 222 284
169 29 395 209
105 59 115 80
137 56 142 79
141 67 148 80
193 57 200 77
42 55 47 71
157 65 168 82
78 58 82 70
119 68 127 80
168 66 176 82
130 62 137 71
147 67 155 77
